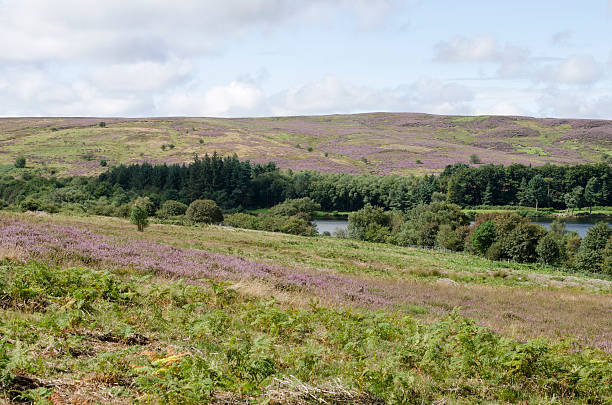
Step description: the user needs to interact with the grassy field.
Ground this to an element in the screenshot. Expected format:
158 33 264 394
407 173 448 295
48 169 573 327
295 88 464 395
1 211 612 403
1 113 610 177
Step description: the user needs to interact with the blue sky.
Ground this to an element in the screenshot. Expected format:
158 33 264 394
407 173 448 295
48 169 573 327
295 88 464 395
1 0 611 118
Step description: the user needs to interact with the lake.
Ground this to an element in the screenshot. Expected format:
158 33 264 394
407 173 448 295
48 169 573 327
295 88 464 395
314 218 611 238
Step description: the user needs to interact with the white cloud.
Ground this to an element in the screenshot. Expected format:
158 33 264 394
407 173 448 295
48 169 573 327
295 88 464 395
159 81 263 116
434 35 530 78
539 54 604 85
157 76 475 117
487 102 528 116
269 76 474 116
91 58 193 92
537 87 612 118
0 0 401 64
434 35 499 63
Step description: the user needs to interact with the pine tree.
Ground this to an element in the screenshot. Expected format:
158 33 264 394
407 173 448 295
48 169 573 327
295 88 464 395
482 182 493 206
517 177 528 206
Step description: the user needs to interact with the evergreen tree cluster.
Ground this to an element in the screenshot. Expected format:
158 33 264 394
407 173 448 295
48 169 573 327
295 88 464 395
440 162 611 209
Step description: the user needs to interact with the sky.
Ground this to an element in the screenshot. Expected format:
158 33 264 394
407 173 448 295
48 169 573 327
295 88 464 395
1 0 611 118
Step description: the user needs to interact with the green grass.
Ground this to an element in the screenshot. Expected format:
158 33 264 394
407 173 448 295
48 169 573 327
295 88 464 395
1 260 611 403
5 211 612 354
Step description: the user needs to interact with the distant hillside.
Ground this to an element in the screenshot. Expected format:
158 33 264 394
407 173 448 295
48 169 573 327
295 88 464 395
1 113 611 177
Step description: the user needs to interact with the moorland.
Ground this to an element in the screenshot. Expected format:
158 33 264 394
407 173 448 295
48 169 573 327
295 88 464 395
1 113 612 403
1 113 611 177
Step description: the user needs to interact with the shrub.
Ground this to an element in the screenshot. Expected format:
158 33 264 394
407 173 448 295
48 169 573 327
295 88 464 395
130 204 149 232
471 220 496 255
267 198 320 220
602 237 612 275
499 223 545 263
186 199 223 224
224 213 261 229
19 197 58 213
485 242 503 260
436 224 463 251
134 197 156 216
100 160 107 167
280 216 317 236
348 204 391 242
159 200 188 217
99 121 106 127
469 154 481 164
573 222 612 273
14 156 26 168
536 233 561 265
394 203 469 247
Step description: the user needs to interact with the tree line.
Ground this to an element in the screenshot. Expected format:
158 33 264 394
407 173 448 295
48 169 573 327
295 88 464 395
1 154 610 215
97 156 611 212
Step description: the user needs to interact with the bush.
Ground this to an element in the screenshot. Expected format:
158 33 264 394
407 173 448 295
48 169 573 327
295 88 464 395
130 205 149 232
134 197 156 216
348 205 391 242
159 200 188 217
499 223 545 263
186 199 224 224
573 222 612 273
281 216 317 236
267 198 320 220
602 237 612 275
536 233 561 265
224 213 261 229
436 224 464 251
19 197 58 213
394 203 469 247
14 156 26 168
471 220 496 255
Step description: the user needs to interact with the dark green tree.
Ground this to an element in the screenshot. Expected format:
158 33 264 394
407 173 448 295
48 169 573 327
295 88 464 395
536 233 561 265
482 182 493 206
517 177 528 206
471 220 496 255
583 177 600 213
130 205 149 232
526 175 547 211
574 222 612 273
14 156 26 168
186 199 224 224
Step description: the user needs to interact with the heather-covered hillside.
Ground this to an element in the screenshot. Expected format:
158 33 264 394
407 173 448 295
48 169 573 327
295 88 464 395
1 113 611 176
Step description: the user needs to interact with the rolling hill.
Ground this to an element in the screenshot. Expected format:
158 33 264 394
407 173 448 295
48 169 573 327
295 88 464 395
1 113 611 177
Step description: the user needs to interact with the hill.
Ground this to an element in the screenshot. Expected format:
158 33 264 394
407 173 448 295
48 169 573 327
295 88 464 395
1 113 611 177
1 211 611 402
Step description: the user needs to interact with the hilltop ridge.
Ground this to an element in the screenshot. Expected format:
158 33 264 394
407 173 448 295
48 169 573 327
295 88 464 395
1 112 610 177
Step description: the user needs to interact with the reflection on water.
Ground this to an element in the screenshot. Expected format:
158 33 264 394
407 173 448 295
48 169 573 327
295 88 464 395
532 220 611 238
313 219 348 235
